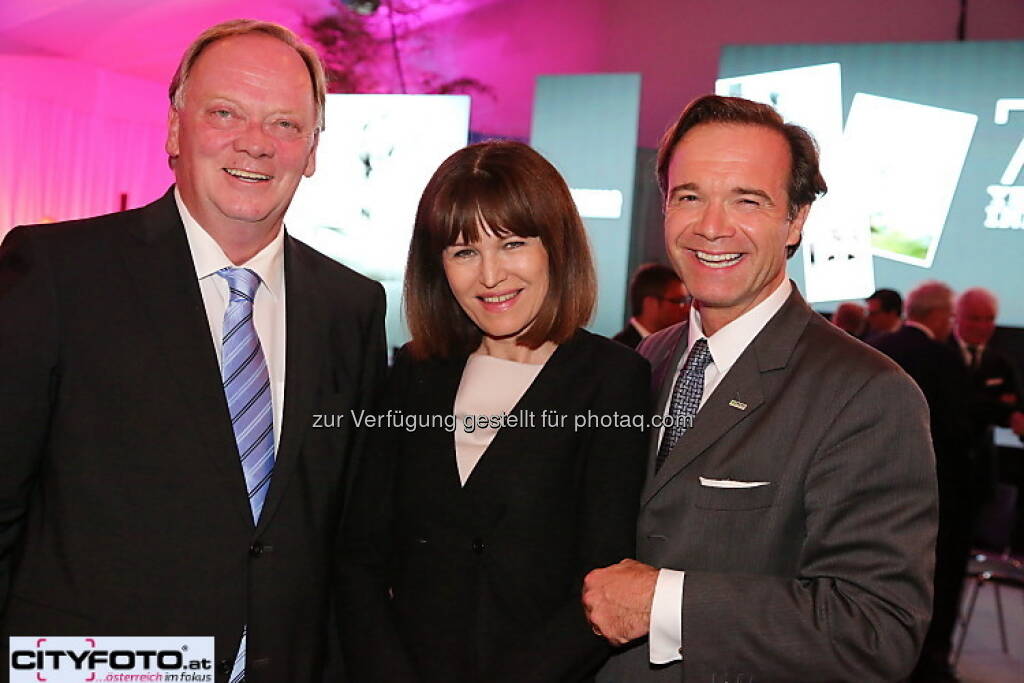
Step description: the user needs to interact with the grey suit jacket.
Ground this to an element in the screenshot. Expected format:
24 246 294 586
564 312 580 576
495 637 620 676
598 286 938 682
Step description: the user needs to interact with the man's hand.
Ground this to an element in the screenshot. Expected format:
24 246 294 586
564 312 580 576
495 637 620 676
582 559 658 646
1011 410 1024 437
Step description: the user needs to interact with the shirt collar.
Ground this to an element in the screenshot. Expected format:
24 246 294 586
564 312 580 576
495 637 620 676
954 333 984 354
686 278 793 375
630 317 653 338
174 186 284 300
904 320 935 340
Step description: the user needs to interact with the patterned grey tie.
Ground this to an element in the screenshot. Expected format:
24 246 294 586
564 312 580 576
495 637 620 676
656 339 712 472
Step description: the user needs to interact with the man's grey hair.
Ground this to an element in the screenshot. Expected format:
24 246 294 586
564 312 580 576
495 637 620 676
906 281 955 321
168 19 327 132
956 287 998 313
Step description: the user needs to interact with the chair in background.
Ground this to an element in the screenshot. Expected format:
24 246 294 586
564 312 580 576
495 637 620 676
953 483 1024 664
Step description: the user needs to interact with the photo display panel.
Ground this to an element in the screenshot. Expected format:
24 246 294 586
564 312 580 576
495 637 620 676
718 42 1024 326
286 94 471 349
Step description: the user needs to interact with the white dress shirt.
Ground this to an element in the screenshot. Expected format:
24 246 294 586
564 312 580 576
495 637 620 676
953 333 984 368
649 278 792 664
174 188 287 450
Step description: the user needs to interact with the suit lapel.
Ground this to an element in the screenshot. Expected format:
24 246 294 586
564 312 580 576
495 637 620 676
641 351 765 505
118 189 252 526
461 336 576 493
425 354 469 497
945 335 968 370
255 236 326 532
641 287 812 507
459 333 584 535
642 324 690 484
648 324 688 405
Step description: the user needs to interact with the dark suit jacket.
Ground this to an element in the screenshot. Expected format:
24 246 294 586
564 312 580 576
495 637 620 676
872 326 971 500
612 322 643 349
338 330 650 683
946 337 1022 501
599 287 937 682
946 336 1020 430
0 189 386 683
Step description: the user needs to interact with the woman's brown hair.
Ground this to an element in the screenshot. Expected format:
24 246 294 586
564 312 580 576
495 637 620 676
405 141 596 359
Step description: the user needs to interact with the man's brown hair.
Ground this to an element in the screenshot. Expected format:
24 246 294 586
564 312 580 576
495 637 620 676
656 95 827 257
629 263 681 317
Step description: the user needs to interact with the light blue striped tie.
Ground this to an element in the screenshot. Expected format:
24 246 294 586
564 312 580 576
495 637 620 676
217 267 275 683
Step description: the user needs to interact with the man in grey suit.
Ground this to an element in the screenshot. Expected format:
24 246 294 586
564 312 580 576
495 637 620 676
583 95 937 681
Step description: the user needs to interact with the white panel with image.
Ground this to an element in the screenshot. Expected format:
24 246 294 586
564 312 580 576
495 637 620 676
286 94 471 347
843 93 977 268
716 63 876 303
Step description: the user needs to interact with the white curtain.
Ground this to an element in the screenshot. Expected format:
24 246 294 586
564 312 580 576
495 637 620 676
0 56 172 241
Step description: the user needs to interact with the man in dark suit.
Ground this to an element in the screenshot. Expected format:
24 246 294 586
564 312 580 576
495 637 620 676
949 288 1023 493
864 287 903 344
872 281 970 682
613 263 689 349
583 95 937 681
0 20 385 683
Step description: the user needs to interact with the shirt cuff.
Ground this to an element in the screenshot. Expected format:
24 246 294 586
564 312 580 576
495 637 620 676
649 568 685 664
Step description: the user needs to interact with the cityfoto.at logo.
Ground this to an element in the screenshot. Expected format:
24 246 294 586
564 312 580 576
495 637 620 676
9 636 215 682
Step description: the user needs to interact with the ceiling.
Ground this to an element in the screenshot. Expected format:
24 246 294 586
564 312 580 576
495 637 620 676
0 0 499 85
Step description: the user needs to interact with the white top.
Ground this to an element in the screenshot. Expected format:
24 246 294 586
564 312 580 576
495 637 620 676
175 188 287 450
453 353 544 485
649 278 792 664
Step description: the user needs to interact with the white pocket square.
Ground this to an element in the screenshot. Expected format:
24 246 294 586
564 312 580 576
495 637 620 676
699 477 770 489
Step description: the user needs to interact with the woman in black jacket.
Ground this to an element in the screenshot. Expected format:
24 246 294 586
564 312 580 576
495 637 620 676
338 141 650 682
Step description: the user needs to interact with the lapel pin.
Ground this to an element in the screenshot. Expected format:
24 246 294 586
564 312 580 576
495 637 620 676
728 399 747 411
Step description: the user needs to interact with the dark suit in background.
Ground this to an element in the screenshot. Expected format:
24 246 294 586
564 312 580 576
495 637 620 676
873 325 971 678
0 190 386 682
339 330 649 683
947 336 1021 508
873 326 971 486
955 341 1021 426
598 288 937 682
612 322 643 349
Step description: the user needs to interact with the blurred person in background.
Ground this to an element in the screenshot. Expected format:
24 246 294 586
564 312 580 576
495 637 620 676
832 300 867 337
865 287 903 343
951 287 1022 445
613 263 690 349
873 281 971 683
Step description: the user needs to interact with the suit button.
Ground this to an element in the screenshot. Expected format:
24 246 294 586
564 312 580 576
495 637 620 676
218 659 233 675
471 537 484 554
249 541 264 557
